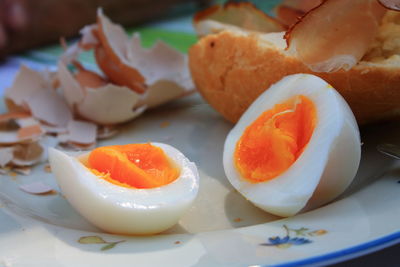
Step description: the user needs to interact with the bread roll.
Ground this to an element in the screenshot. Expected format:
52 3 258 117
189 11 400 124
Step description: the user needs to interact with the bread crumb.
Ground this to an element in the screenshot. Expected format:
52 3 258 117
174 241 181 244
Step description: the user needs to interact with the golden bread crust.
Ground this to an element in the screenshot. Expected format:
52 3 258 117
189 30 400 124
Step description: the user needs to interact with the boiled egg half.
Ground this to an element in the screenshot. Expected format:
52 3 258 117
223 74 361 217
49 142 199 235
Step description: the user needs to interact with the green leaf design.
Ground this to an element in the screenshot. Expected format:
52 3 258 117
78 236 106 244
291 227 309 236
78 236 125 251
101 243 117 251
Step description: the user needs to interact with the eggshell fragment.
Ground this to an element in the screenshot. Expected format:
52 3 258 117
58 10 194 126
95 9 146 93
274 5 305 27
58 61 145 125
378 0 400 10
0 112 30 122
12 142 44 166
57 62 86 107
77 84 145 125
285 0 387 72
17 125 43 140
193 2 286 37
5 65 48 108
96 9 194 97
96 125 118 140
13 166 32 175
279 0 323 12
0 147 14 167
19 182 55 195
0 116 44 145
66 120 97 145
60 25 99 65
26 87 72 127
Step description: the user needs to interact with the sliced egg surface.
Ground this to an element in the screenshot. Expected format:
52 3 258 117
223 73 361 217
49 142 199 235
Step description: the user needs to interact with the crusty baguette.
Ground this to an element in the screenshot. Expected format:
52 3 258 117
189 11 400 125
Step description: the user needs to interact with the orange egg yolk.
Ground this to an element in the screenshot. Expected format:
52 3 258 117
88 143 180 189
235 95 316 183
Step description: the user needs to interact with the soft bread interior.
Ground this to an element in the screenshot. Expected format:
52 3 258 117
362 11 400 67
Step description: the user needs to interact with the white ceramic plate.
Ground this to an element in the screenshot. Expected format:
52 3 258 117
0 94 399 267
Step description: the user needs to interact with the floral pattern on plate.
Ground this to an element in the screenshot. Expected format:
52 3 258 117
260 225 327 249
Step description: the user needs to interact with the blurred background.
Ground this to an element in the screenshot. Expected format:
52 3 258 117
0 0 283 58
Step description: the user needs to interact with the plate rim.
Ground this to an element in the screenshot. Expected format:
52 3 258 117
273 230 400 266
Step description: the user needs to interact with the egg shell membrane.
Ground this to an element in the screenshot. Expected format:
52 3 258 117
48 143 199 235
285 0 386 72
234 95 316 183
223 73 360 217
87 143 180 189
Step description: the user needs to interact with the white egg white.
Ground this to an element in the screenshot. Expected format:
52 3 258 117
223 73 361 217
49 142 199 235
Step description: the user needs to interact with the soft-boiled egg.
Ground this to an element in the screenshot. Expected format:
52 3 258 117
49 142 199 235
223 73 361 217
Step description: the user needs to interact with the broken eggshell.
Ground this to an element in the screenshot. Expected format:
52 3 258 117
58 61 145 125
285 0 387 72
59 9 194 120
58 33 194 124
96 9 195 98
5 66 73 127
0 114 44 145
19 182 55 195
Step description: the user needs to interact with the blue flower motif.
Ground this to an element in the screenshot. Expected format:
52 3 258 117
287 237 312 245
261 236 312 247
260 225 323 248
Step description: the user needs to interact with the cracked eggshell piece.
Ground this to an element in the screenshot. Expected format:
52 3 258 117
48 143 199 235
0 147 14 167
19 182 55 195
5 65 73 127
5 65 48 107
223 74 361 217
12 142 45 167
66 120 97 145
127 36 195 107
97 10 194 96
26 88 73 127
58 61 145 125
77 84 145 125
0 116 44 145
57 62 85 107
96 9 146 93
60 25 99 65
285 0 387 72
